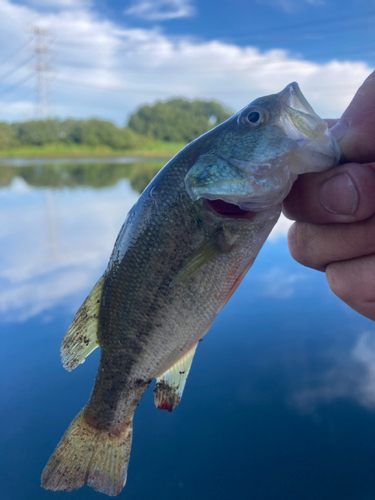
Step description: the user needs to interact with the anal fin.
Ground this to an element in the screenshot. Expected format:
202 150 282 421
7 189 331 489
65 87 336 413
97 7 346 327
154 343 198 412
60 276 104 372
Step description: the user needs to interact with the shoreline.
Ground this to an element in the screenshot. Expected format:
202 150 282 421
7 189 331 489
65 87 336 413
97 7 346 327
0 142 185 161
0 151 175 160
0 155 172 166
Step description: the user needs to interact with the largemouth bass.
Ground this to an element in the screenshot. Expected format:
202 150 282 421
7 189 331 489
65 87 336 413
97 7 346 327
42 83 341 496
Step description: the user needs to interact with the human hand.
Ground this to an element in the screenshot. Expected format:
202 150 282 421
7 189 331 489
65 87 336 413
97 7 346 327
283 71 375 321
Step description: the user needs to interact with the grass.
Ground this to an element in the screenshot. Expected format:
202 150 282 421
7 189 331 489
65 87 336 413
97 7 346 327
0 140 186 158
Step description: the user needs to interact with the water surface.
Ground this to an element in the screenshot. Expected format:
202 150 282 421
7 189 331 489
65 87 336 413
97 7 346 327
1 158 375 500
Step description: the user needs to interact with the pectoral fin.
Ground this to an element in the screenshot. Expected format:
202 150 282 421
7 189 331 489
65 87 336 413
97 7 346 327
154 342 198 412
170 230 232 287
60 277 104 372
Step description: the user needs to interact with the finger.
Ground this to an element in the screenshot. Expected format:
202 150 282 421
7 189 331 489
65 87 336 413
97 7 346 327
326 255 375 321
331 71 375 163
287 213 375 271
325 119 338 128
283 162 375 223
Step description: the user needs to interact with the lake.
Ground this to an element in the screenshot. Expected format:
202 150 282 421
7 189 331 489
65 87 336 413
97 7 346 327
1 157 375 500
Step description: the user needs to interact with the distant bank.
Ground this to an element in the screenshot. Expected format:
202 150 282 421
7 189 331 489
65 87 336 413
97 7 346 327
0 140 185 159
0 98 232 159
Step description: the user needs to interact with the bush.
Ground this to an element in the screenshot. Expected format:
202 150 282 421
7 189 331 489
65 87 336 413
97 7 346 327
11 119 61 146
6 118 142 150
59 119 138 150
2 100 231 151
0 122 18 149
128 98 233 143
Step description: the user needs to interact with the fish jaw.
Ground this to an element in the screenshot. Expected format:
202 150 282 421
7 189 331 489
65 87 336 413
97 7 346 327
276 82 343 174
185 83 342 212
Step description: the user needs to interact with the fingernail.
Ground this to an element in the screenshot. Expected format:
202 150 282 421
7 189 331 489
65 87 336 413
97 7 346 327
320 173 358 215
330 121 348 142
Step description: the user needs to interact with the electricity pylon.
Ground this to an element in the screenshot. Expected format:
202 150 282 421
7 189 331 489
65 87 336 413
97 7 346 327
30 26 52 119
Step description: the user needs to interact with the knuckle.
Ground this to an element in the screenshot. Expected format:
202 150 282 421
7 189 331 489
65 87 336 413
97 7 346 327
287 222 306 265
326 258 375 309
288 222 323 269
337 224 359 253
326 262 353 303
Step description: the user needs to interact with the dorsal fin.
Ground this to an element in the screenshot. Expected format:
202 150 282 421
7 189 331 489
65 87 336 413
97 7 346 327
60 276 104 372
154 342 198 412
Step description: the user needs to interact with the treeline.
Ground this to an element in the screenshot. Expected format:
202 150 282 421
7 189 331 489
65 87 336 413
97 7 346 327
0 119 142 150
128 99 232 143
0 98 232 150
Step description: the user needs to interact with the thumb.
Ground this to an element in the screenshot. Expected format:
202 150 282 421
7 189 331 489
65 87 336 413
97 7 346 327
331 71 375 163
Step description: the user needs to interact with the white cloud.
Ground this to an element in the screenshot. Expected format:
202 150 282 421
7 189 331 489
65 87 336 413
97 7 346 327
26 0 90 9
125 0 195 21
0 0 372 125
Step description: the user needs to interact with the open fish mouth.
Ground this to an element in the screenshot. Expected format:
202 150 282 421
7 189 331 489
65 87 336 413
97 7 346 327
204 198 258 220
185 82 342 212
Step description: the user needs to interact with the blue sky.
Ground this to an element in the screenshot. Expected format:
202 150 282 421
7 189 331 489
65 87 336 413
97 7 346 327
0 0 374 124
116 0 375 63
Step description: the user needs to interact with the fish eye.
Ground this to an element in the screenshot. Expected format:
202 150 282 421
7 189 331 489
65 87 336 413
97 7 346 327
238 107 266 127
247 111 261 123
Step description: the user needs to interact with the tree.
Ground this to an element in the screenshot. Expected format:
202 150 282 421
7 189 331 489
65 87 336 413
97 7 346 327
0 122 18 149
59 119 138 150
128 98 233 143
7 118 142 150
11 119 61 146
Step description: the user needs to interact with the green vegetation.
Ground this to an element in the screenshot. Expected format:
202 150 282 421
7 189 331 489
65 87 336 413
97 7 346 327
0 122 18 149
0 98 233 157
0 141 184 158
128 98 232 143
9 118 144 149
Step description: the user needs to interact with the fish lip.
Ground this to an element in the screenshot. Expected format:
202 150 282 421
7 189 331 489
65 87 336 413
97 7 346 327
276 82 323 142
276 85 343 168
278 82 315 115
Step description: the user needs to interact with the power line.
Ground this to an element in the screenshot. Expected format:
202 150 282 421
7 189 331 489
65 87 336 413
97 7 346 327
226 18 375 46
0 72 37 100
0 87 35 115
214 9 375 40
0 37 35 68
0 54 36 82
56 77 155 94
50 10 375 52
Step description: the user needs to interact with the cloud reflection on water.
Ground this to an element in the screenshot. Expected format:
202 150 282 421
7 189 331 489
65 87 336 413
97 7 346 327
0 176 138 322
0 163 296 323
2 160 375 421
260 266 306 299
291 331 375 413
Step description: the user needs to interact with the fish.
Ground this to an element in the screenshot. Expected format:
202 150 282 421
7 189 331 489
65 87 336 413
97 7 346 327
41 83 342 496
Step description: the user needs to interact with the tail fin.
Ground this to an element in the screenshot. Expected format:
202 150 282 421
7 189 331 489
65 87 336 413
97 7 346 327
41 410 133 497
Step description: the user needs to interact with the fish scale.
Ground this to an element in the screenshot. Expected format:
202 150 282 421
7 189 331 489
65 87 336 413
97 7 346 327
42 82 342 496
